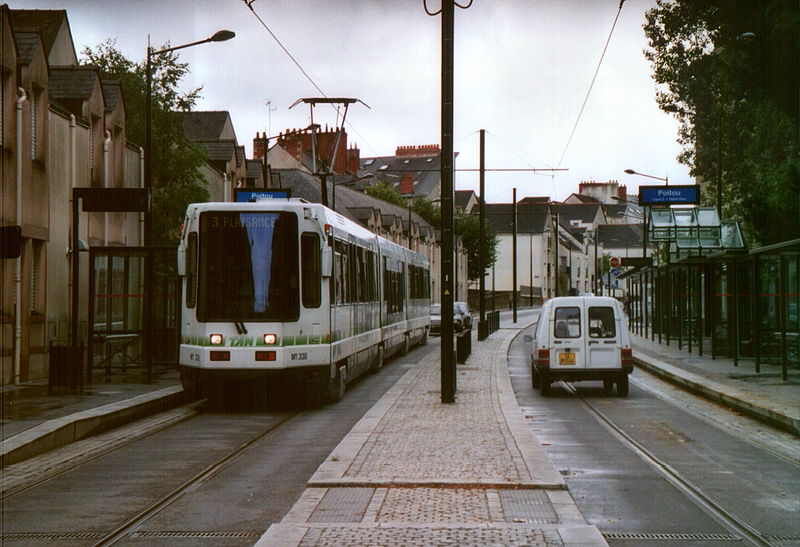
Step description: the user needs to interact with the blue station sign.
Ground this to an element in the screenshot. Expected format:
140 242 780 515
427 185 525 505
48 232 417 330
640 185 699 205
234 189 291 202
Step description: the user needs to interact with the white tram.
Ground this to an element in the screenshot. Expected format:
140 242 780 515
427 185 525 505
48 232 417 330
177 199 431 404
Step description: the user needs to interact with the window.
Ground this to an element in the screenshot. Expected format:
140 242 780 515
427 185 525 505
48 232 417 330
554 307 580 338
588 307 616 338
301 233 321 308
186 232 197 308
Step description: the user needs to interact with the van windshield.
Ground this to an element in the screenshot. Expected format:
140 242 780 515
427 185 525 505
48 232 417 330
554 307 581 338
588 307 616 338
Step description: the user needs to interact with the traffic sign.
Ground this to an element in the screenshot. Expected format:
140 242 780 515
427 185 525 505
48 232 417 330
640 185 699 205
610 268 619 276
609 256 620 268
234 189 291 202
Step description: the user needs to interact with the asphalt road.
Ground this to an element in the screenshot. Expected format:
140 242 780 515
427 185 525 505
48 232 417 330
508 318 800 546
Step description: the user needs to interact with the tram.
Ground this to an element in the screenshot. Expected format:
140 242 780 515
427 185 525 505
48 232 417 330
177 199 431 404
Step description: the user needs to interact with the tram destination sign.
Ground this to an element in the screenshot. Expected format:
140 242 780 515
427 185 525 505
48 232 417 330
640 185 699 205
234 189 291 202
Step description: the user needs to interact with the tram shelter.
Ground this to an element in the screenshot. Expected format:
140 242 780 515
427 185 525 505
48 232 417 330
620 205 798 381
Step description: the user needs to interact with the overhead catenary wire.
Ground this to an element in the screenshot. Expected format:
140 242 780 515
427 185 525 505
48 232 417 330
556 0 626 169
242 0 393 170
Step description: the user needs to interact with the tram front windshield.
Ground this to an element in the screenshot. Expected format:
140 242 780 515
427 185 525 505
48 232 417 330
198 211 299 322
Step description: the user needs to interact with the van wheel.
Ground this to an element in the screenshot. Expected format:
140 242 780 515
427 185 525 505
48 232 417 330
539 374 551 396
327 365 346 404
603 378 614 394
531 365 541 389
617 374 629 397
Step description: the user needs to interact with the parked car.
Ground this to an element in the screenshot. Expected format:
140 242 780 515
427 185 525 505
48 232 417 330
430 303 464 335
455 301 472 330
527 295 633 397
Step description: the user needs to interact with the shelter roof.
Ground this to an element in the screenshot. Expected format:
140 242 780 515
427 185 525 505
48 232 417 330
48 65 100 100
484 202 550 234
359 151 442 198
180 111 232 141
597 223 643 247
13 31 39 65
101 80 122 113
9 9 76 64
551 202 602 224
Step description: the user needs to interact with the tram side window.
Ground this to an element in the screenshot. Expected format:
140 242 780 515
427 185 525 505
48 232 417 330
186 232 197 308
301 233 321 308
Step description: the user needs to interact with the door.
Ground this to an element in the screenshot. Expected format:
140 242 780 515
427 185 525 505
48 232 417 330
585 304 620 369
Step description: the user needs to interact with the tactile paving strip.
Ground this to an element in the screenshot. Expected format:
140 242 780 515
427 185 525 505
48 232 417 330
308 487 374 523
499 489 559 524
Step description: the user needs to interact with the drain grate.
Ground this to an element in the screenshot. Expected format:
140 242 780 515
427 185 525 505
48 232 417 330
1 532 105 540
603 532 740 541
499 489 559 524
308 487 374 523
131 531 263 538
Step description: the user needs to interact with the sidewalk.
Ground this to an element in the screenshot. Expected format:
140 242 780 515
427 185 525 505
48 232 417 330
0 368 183 466
631 333 800 436
257 324 606 547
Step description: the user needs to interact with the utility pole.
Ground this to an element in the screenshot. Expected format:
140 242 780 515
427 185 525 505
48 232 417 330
478 129 487 340
512 187 517 323
440 0 455 403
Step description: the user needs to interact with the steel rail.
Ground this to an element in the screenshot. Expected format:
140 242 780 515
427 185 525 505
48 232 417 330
1 404 202 500
92 411 299 546
561 381 776 547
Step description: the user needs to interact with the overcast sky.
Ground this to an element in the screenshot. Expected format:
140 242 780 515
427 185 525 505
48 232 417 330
18 0 692 203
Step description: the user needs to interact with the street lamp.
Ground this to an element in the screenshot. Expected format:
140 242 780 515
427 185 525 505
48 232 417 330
624 168 668 185
145 29 235 246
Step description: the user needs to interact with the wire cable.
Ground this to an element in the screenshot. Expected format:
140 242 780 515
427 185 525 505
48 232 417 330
423 0 442 16
242 0 328 98
556 0 625 168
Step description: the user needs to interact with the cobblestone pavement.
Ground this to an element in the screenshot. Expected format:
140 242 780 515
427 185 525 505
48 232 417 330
256 328 607 547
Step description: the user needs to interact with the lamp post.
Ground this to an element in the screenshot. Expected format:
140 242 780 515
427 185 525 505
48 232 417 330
623 168 670 262
145 29 235 246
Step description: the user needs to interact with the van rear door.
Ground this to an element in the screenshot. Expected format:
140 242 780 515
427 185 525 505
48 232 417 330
585 303 621 369
551 303 586 369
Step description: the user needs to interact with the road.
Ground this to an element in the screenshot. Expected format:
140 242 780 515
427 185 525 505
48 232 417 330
5 309 798 546
1 341 434 546
508 310 800 546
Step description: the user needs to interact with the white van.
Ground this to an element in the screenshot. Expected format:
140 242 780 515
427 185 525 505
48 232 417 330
528 296 633 396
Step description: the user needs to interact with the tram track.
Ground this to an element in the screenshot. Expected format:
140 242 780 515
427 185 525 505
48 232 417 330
0 403 203 500
560 380 776 547
91 410 300 546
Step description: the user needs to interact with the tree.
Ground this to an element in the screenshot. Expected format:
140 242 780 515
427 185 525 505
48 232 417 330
644 0 799 246
454 209 499 283
82 39 209 245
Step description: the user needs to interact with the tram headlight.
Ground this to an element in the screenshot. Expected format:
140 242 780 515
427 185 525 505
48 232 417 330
263 333 277 345
210 333 224 345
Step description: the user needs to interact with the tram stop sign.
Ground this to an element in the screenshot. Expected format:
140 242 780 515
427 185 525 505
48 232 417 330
609 256 620 268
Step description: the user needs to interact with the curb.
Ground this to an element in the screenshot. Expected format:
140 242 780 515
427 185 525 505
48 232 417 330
1 385 185 467
633 354 800 436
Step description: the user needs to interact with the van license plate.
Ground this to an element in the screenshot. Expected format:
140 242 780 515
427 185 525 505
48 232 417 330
559 352 576 365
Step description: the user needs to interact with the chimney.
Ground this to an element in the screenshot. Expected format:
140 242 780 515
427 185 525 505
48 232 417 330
253 132 266 159
399 173 414 195
347 144 360 175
